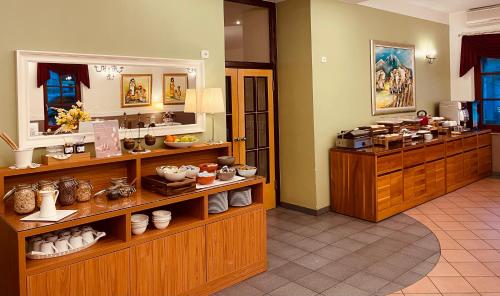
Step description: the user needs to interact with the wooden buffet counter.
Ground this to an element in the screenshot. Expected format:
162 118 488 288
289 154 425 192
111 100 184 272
330 130 492 222
0 143 267 296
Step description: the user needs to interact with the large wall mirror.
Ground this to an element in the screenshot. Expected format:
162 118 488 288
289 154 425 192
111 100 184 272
17 50 206 148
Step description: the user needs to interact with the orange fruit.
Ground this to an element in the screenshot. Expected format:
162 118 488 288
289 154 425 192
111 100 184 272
166 135 176 142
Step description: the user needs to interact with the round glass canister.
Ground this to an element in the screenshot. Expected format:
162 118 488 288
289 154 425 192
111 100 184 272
13 184 36 214
36 180 57 208
76 180 93 202
58 177 78 206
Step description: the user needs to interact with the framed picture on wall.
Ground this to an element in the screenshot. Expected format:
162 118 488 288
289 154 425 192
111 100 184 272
121 74 152 107
163 73 188 105
371 40 416 115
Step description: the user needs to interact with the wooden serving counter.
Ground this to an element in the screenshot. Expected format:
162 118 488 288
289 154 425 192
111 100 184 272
0 143 267 296
330 130 493 222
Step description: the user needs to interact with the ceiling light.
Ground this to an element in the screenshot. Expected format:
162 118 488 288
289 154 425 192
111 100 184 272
235 20 241 25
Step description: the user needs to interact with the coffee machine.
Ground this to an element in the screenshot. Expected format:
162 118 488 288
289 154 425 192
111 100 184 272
439 101 470 131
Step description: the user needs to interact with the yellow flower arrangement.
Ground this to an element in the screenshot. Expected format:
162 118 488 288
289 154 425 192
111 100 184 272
52 101 91 133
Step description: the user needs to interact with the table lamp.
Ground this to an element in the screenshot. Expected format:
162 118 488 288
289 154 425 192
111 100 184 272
201 88 225 144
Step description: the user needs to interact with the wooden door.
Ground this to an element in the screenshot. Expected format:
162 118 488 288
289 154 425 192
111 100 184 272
463 149 478 182
376 171 403 213
27 262 86 296
130 227 206 296
225 68 276 209
403 165 426 203
446 153 464 192
206 209 266 282
425 159 445 199
478 146 492 177
84 249 130 296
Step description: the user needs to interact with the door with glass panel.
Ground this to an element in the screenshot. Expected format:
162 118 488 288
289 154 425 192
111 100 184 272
225 69 276 209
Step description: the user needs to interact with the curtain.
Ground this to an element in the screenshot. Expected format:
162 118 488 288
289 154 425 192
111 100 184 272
37 63 90 88
460 34 500 77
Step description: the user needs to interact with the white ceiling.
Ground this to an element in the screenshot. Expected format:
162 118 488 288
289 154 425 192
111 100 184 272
370 0 500 13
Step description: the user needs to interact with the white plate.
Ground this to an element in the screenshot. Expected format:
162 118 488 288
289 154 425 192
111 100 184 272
20 210 78 222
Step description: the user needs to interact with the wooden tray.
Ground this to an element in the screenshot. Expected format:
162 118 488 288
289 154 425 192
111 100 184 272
26 232 106 260
373 134 403 149
42 152 91 165
141 175 196 196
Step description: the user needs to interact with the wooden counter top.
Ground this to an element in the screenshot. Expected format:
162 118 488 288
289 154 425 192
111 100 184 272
330 129 491 156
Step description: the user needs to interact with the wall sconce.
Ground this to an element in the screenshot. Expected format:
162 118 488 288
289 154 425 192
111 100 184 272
94 65 124 80
425 51 437 64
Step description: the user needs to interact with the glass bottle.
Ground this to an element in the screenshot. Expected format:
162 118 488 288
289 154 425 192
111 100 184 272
13 184 36 214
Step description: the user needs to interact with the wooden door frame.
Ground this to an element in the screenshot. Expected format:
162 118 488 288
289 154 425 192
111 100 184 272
224 0 280 205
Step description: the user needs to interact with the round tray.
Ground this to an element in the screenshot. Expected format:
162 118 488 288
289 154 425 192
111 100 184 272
26 232 106 260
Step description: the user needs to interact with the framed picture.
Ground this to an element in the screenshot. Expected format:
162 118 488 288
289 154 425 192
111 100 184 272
121 74 152 107
163 73 188 105
371 40 416 115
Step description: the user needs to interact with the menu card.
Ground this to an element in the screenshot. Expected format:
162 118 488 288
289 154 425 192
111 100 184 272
93 120 122 158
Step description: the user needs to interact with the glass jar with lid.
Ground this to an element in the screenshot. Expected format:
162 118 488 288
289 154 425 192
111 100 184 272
58 177 78 206
76 180 93 202
36 180 57 208
13 184 36 214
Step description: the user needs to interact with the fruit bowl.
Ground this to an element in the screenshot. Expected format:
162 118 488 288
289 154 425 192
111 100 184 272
164 141 198 148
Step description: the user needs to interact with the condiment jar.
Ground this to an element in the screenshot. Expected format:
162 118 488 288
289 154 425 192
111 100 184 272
36 180 57 208
76 180 93 202
58 177 78 206
13 184 36 214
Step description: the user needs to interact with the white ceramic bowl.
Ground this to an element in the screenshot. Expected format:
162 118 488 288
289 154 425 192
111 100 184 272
164 141 198 149
152 210 171 218
164 170 186 182
152 217 171 223
180 165 200 178
131 214 149 224
153 220 171 230
237 167 257 178
156 166 167 177
131 225 148 235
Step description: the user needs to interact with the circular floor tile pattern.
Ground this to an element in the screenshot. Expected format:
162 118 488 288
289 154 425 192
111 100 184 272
216 208 441 296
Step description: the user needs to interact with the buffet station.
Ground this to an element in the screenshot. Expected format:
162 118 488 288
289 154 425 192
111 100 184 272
0 51 266 296
330 110 492 222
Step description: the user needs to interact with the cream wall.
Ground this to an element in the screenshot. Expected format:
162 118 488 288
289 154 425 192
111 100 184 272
277 0 451 210
0 0 225 166
276 0 317 209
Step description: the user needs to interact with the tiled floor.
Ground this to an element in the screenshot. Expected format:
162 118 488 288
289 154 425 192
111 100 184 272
214 203 440 295
214 177 500 296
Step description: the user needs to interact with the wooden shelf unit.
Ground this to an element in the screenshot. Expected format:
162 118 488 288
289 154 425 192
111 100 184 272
0 143 267 296
330 130 493 222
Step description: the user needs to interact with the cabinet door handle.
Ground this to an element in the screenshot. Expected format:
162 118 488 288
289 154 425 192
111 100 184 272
233 138 240 142
241 137 247 142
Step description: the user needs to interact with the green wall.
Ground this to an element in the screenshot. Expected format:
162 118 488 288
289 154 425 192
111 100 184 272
277 0 451 210
276 0 317 209
0 0 225 166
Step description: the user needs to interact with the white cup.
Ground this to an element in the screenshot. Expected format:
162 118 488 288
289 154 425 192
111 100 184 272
14 147 34 169
424 134 433 141
55 238 73 252
32 239 44 252
40 241 58 254
45 235 58 243
69 235 83 249
82 230 95 245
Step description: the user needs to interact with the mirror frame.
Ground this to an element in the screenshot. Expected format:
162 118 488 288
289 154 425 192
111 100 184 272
16 50 206 148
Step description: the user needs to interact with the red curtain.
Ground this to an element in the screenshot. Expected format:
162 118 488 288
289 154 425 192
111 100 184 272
460 34 500 77
37 63 90 88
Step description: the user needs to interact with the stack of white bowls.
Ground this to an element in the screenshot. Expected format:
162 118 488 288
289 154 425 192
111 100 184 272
131 214 149 235
152 210 172 229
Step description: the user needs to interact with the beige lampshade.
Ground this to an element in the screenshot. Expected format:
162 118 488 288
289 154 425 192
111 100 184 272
184 89 198 113
201 88 225 114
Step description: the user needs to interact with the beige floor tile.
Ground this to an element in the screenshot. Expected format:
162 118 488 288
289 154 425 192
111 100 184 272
439 239 465 250
402 277 440 294
465 276 500 293
446 230 480 240
427 261 460 276
441 250 479 262
450 262 495 276
469 250 500 262
456 239 495 250
484 262 500 276
435 221 468 231
429 276 476 293
427 214 455 222
462 221 493 230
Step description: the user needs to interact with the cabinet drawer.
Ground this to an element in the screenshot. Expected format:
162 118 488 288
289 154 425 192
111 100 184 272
425 143 445 162
403 148 425 168
478 133 492 147
446 139 462 156
377 153 402 175
376 171 403 211
462 136 477 151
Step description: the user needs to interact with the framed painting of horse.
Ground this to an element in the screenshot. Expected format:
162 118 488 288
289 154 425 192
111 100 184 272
371 40 416 115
